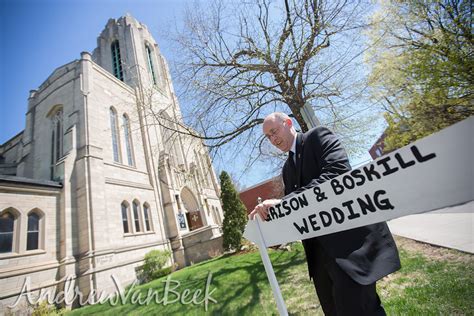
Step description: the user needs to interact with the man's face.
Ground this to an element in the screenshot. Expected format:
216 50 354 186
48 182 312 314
263 117 294 153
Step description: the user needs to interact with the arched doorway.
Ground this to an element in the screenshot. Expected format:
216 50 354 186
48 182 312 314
180 187 204 231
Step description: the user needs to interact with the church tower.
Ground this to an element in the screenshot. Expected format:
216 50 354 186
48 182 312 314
89 14 224 269
92 14 168 92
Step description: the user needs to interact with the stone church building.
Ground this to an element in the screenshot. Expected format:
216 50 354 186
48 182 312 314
0 15 224 309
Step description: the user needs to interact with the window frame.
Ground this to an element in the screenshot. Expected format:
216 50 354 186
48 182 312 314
122 114 135 166
121 202 131 234
26 210 43 251
111 40 124 81
0 210 17 254
110 107 122 163
375 147 383 157
132 200 142 233
145 44 157 85
143 203 152 232
50 110 63 180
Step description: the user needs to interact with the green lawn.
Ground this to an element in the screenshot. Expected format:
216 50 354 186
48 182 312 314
68 237 474 315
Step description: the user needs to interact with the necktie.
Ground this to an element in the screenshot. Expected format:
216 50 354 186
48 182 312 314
289 150 296 167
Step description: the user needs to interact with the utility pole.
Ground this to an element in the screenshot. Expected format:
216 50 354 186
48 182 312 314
300 102 320 129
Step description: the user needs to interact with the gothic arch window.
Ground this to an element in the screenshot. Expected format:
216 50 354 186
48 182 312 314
26 210 43 251
132 200 142 233
111 40 124 81
143 203 152 232
0 209 18 253
50 110 63 179
122 114 134 166
145 44 157 85
121 202 131 234
110 107 122 163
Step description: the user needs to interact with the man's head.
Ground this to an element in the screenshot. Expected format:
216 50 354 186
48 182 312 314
263 112 296 153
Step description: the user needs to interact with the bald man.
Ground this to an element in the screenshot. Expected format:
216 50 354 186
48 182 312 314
250 112 400 316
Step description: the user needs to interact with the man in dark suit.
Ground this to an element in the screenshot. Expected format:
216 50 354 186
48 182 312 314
250 112 401 315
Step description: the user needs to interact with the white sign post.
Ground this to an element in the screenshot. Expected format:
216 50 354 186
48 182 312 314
244 117 473 315
253 217 288 316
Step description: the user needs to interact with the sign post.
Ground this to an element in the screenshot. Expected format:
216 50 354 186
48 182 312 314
244 117 473 315
253 216 288 316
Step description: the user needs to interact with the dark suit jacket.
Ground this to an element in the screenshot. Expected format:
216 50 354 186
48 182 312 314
282 127 401 285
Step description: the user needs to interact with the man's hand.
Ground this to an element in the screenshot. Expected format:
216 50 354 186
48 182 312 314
249 199 281 221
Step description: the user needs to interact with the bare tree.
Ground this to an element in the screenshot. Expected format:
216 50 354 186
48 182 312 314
166 0 376 153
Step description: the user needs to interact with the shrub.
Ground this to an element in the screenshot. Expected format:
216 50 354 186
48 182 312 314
31 301 65 316
152 266 173 279
139 249 172 282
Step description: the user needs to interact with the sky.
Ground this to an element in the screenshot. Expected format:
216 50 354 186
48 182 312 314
0 0 186 142
0 0 378 188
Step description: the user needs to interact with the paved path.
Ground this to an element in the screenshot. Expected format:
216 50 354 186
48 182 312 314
388 201 473 254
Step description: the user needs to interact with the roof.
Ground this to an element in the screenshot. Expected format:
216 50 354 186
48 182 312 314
0 130 24 149
0 175 62 188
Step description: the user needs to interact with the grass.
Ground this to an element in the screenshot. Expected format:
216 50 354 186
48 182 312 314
379 237 474 315
68 237 474 315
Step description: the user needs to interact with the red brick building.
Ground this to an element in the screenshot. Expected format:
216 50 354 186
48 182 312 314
368 132 386 159
239 175 285 214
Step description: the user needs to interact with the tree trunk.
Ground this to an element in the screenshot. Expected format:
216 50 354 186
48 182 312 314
289 103 309 132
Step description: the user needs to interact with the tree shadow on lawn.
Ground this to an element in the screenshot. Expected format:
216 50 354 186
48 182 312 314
207 250 307 315
116 250 306 315
68 249 307 315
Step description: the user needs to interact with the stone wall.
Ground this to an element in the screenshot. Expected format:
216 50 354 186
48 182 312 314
182 226 223 266
0 180 61 312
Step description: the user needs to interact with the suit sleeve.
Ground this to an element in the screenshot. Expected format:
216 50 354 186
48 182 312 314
307 126 351 186
286 127 351 196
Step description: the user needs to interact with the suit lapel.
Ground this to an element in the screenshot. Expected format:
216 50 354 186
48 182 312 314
295 133 304 187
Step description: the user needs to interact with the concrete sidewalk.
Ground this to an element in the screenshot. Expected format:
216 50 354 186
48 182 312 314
388 200 473 254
